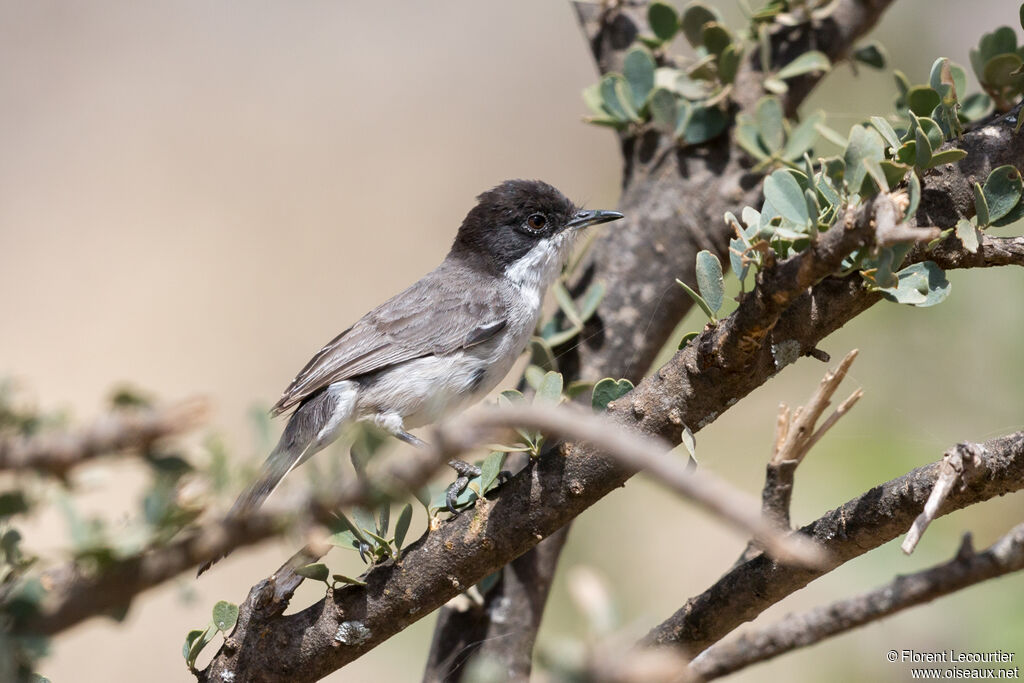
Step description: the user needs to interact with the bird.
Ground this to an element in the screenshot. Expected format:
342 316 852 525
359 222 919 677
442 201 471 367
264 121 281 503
197 179 622 574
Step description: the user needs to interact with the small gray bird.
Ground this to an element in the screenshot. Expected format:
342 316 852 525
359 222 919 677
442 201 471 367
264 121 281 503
198 179 621 574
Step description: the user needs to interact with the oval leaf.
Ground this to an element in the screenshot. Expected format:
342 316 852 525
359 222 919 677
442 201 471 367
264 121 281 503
623 46 656 110
648 1 680 43
695 250 724 314
536 371 564 404
592 378 634 412
775 50 830 80
982 165 1023 223
295 563 330 582
212 601 239 633
764 169 810 226
755 96 785 153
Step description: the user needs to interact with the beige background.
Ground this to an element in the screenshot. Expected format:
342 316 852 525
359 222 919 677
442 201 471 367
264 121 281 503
2 1 1022 681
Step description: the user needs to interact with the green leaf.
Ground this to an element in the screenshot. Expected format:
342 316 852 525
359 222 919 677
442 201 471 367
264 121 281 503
499 389 525 404
775 50 830 80
695 250 724 314
982 165 1023 223
907 172 922 221
327 529 359 549
334 510 370 546
755 96 785 153
674 99 693 139
582 83 607 117
927 149 968 168
599 74 634 122
524 363 546 391
566 380 595 399
701 22 731 58
680 3 717 48
332 573 367 586
295 563 330 582
528 337 556 370
536 371 563 404
974 181 991 227
648 88 678 130
763 77 787 94
913 123 933 169
648 1 680 43
212 601 239 633
683 105 727 144
552 280 582 328
782 111 824 161
869 116 901 150
844 125 885 194
591 378 635 412
578 281 605 322
852 42 886 69
956 219 979 253
377 504 390 537
623 46 656 110
676 278 716 322
959 93 992 121
184 625 217 668
734 116 769 160
906 86 941 117
480 451 507 494
719 42 742 84
764 169 810 226
678 331 699 349
352 507 378 537
983 53 1024 88
878 261 951 307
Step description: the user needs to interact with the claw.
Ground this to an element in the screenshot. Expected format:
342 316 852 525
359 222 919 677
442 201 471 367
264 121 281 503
446 476 469 515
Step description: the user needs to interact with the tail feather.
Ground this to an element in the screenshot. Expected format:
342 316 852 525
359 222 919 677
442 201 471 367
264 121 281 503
197 387 340 576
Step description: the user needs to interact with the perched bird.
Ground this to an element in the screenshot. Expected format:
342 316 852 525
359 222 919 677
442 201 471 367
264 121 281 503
198 179 622 574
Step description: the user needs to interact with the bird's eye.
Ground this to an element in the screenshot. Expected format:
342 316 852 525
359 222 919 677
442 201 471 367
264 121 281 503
527 213 547 231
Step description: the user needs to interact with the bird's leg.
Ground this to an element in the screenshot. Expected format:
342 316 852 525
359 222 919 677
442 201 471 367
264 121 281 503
395 430 427 448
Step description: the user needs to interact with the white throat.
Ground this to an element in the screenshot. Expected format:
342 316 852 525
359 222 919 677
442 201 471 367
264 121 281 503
503 231 577 308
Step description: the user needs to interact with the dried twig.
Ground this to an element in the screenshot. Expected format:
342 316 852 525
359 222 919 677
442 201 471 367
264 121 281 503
739 350 862 565
901 442 986 554
643 431 1024 656
691 523 1024 680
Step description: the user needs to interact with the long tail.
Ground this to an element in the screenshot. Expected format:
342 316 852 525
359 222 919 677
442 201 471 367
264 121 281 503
197 387 341 575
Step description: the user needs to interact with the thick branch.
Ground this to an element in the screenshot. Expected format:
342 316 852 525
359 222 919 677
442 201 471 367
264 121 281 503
691 523 1024 680
644 431 1024 655
0 399 207 477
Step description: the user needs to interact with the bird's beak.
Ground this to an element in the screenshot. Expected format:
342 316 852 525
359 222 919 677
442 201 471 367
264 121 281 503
567 209 624 230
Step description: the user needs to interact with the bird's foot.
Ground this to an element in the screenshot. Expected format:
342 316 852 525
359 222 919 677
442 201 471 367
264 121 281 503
445 459 482 514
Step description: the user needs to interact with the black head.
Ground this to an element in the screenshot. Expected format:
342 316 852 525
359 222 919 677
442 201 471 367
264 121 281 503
450 179 622 273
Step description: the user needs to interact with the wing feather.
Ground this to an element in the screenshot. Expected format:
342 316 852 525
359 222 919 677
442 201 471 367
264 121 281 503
271 266 506 415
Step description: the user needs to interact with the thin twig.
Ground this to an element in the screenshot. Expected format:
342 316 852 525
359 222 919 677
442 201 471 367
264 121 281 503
0 398 208 477
451 404 828 569
643 431 1024 656
901 442 986 554
691 523 1024 680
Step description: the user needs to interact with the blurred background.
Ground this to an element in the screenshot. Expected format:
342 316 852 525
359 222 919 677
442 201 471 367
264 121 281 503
1 0 1022 680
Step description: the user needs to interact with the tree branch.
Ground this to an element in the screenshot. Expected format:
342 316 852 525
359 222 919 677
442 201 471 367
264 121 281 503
643 431 1024 656
0 399 207 477
690 523 1024 680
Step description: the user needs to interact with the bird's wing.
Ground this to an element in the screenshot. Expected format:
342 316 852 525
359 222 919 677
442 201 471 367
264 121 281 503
271 267 507 415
